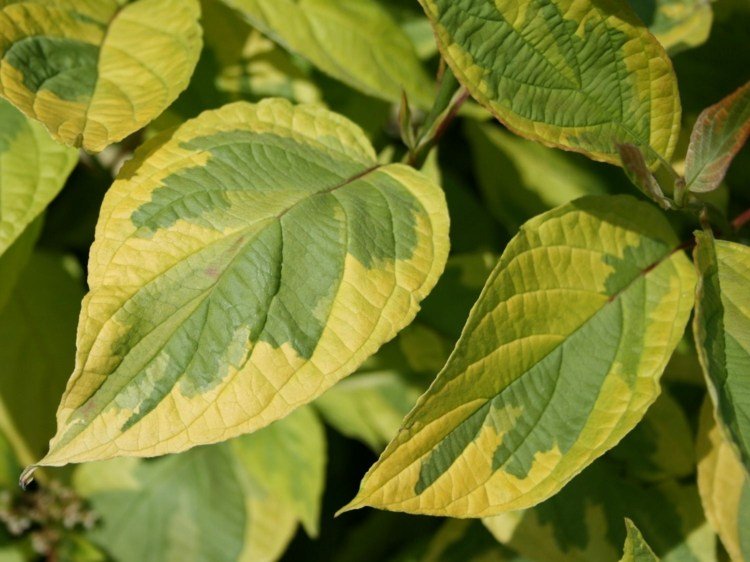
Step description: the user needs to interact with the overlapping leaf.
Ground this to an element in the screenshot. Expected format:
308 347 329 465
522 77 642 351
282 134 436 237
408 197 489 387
419 0 681 164
697 402 750 562
221 0 434 107
620 521 659 562
685 81 750 193
0 99 76 257
484 462 715 562
466 121 607 230
0 0 202 152
628 0 712 55
345 196 695 517
694 231 750 472
0 252 83 460
34 98 449 469
74 407 325 562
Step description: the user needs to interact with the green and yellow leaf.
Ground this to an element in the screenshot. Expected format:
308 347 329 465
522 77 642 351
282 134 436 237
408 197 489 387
420 0 681 164
697 401 750 562
0 99 76 257
74 408 324 562
685 81 750 193
608 389 695 482
35 98 449 469
629 0 713 55
315 371 422 452
484 462 715 562
0 0 203 152
345 195 695 517
694 231 750 473
220 0 434 107
620 520 659 562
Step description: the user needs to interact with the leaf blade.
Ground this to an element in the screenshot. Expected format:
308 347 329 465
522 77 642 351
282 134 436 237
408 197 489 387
38 98 449 468
345 195 695 517
419 0 681 164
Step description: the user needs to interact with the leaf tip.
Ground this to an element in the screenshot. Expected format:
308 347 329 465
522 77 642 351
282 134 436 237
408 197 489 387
19 464 38 490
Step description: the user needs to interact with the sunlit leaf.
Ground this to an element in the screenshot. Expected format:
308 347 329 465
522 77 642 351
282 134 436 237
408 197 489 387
35 98 449 468
74 408 324 562
0 0 202 152
344 195 695 517
220 0 434 107
0 99 76 257
685 81 750 193
420 0 681 164
697 400 750 562
694 231 750 473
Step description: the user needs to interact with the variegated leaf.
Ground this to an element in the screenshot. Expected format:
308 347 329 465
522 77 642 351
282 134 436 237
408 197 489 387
0 99 76 257
694 231 750 473
484 462 715 562
620 520 659 562
629 0 712 55
419 0 681 164
33 98 448 469
220 0 434 107
685 81 750 193
0 0 202 152
697 401 750 562
344 195 695 517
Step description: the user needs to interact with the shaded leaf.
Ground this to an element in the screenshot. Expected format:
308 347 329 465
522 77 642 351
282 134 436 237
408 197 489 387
620 520 659 562
693 231 750 473
74 409 324 562
419 0 681 164
423 520 532 562
36 98 449 468
628 0 712 55
315 371 422 453
0 99 76 257
466 121 608 231
697 401 750 562
0 252 83 460
685 81 750 193
0 0 202 151
344 195 695 517
617 143 673 210
221 0 434 107
484 461 715 562
0 218 41 312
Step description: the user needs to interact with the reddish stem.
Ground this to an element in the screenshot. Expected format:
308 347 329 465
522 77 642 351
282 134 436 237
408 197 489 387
732 207 750 231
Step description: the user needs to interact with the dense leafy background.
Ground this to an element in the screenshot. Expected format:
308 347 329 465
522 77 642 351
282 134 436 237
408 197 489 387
0 0 748 561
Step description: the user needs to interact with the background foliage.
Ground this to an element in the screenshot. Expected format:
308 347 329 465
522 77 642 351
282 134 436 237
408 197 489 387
0 0 748 560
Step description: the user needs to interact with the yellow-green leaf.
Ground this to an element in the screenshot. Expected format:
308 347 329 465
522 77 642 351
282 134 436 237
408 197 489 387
35 98 449 469
74 407 324 562
420 0 681 164
344 195 695 517
629 0 713 55
466 120 607 231
685 81 750 194
697 400 750 562
0 99 76 256
694 231 750 473
315 370 422 452
220 0 435 107
620 520 659 562
484 462 715 562
0 0 203 152
423 520 533 562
